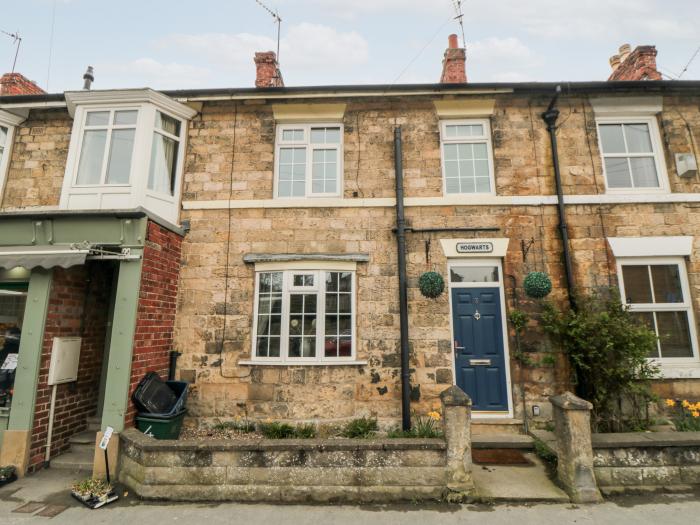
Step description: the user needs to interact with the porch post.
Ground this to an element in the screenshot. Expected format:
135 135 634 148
100 253 143 432
0 269 52 475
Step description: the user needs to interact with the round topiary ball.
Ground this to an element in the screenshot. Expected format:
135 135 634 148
418 271 445 299
523 271 552 299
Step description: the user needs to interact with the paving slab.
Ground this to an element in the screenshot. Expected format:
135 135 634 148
472 452 569 502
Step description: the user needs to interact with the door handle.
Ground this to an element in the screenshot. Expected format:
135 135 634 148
469 359 492 366
454 346 465 350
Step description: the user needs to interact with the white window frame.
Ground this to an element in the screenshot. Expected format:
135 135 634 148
439 118 495 196
0 110 24 208
251 269 356 364
616 256 699 366
595 116 669 194
273 123 344 199
71 107 140 188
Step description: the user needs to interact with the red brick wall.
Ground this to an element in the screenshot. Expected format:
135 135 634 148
28 264 112 471
125 221 183 426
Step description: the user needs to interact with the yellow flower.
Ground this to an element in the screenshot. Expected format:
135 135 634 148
427 411 441 421
665 399 676 407
692 411 700 418
682 400 691 409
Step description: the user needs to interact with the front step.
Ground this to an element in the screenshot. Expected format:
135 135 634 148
86 416 101 432
51 448 93 473
68 431 96 454
473 433 534 449
472 418 524 435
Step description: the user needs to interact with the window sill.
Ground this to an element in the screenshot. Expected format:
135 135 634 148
238 360 367 367
656 362 700 379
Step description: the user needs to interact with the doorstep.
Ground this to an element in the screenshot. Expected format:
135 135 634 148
472 418 524 435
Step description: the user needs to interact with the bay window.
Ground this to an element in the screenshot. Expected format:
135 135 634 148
61 89 197 224
253 269 355 362
617 257 698 361
275 124 343 198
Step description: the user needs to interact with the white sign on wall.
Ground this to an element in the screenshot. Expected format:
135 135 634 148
455 241 494 254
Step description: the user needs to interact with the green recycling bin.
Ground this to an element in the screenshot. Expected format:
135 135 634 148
135 409 186 439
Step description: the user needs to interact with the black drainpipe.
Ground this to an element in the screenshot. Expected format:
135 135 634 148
541 86 576 310
168 350 182 381
393 125 412 431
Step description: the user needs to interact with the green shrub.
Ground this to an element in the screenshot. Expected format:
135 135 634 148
388 412 443 438
341 417 378 438
258 421 317 439
259 421 296 439
541 290 659 432
293 423 317 439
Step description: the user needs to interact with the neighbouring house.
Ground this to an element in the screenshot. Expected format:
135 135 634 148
0 38 699 475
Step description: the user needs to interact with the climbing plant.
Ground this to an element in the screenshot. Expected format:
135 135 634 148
541 289 659 432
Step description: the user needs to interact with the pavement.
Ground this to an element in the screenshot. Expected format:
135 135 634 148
1 467 699 524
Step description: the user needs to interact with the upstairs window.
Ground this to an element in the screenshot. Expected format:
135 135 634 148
597 117 667 191
253 269 355 362
61 90 195 224
440 119 494 195
275 124 343 198
0 125 7 168
75 109 137 186
618 257 698 361
148 111 181 195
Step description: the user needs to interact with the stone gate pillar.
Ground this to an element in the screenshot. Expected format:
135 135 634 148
550 391 602 503
440 385 474 495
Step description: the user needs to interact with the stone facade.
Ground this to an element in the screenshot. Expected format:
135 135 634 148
174 90 700 428
2 85 700 431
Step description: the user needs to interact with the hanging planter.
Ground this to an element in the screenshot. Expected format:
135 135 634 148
523 271 552 299
418 271 445 299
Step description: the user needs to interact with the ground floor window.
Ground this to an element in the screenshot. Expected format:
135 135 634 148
0 275 29 409
617 257 698 360
253 269 355 362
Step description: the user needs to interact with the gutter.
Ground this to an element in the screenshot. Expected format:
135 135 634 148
393 126 412 431
542 86 576 310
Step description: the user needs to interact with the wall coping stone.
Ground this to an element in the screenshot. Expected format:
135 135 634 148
439 385 472 407
550 391 593 411
121 428 446 453
592 431 700 449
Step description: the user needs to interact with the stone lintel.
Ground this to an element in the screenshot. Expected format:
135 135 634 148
243 253 370 264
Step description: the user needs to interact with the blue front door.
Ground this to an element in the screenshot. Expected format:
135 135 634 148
451 287 509 412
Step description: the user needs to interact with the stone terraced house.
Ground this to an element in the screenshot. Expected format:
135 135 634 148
0 37 699 475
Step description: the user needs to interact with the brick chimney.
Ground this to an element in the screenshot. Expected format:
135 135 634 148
254 51 284 88
440 34 467 84
608 44 662 81
0 72 46 96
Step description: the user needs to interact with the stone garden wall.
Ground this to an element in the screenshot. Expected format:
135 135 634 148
593 432 700 492
119 429 447 503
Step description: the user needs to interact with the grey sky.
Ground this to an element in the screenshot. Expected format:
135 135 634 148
2 0 699 92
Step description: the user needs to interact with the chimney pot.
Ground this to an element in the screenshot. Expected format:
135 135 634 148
440 35 467 84
618 43 632 62
609 54 621 70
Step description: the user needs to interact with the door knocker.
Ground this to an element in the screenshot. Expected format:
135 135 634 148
473 297 481 321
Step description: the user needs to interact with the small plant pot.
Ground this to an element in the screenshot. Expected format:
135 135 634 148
0 466 17 487
71 488 119 509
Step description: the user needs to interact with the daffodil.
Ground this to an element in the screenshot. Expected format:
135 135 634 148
427 411 441 421
692 411 700 418
665 399 676 407
682 400 691 409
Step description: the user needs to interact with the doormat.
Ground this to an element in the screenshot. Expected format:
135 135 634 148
36 504 68 518
12 501 46 514
472 448 532 465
